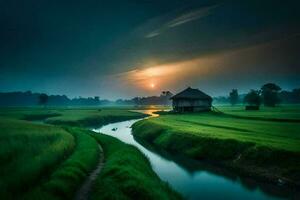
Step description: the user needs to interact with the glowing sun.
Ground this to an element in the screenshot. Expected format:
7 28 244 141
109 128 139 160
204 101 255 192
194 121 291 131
150 83 155 88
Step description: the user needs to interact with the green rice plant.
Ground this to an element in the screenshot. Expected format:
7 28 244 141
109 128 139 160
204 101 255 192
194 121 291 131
25 127 99 200
45 109 148 127
90 133 181 200
132 111 300 186
217 104 300 121
0 118 75 199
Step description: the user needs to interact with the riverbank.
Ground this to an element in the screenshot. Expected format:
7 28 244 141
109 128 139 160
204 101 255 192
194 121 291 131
0 118 99 199
0 107 148 127
132 112 300 188
90 133 181 200
46 109 149 127
0 107 180 199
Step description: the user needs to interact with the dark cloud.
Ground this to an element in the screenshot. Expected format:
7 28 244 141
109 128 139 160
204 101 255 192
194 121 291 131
0 0 299 99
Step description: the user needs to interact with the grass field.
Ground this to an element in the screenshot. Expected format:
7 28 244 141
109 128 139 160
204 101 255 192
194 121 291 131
90 133 181 200
216 104 300 121
0 107 148 127
132 106 300 186
0 118 75 199
25 127 100 200
0 107 180 199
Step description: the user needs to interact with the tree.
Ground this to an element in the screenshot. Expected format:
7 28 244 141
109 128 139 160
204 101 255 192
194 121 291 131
161 91 173 97
160 91 173 105
261 83 281 107
229 89 239 106
132 97 141 105
39 93 48 107
244 90 261 106
94 96 100 102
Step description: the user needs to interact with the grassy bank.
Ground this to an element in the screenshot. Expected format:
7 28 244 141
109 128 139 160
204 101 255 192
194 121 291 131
25 127 99 200
0 107 148 127
132 112 300 186
0 118 75 199
90 133 181 200
45 109 148 127
0 107 180 199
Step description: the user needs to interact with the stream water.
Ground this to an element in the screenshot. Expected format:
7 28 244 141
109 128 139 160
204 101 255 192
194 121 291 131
92 110 292 200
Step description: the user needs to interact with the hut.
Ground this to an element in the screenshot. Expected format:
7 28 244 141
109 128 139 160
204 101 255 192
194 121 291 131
170 87 212 112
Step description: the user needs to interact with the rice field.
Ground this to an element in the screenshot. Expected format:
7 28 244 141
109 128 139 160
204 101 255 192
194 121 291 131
0 107 179 199
0 118 75 199
132 105 300 186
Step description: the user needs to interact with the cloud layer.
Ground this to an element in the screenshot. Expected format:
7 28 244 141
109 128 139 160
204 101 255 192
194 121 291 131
0 0 299 99
145 4 219 38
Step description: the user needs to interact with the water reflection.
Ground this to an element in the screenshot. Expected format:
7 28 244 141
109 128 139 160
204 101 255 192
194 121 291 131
92 110 296 200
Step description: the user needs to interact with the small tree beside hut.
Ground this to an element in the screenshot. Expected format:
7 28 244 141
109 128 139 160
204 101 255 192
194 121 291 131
244 90 261 110
39 93 49 108
261 83 281 107
229 89 239 106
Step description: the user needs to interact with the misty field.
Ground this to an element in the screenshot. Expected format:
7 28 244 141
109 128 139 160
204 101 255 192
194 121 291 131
132 105 300 186
0 107 148 127
218 105 300 121
0 107 179 199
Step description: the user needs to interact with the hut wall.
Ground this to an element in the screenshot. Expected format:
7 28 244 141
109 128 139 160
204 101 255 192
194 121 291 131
172 99 211 112
192 99 211 107
173 99 210 107
193 106 211 111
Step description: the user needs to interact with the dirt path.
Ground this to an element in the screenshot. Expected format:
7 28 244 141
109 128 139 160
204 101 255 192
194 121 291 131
75 144 104 200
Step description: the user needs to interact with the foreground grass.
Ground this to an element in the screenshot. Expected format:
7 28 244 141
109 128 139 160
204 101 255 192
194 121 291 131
90 133 181 200
25 127 99 200
132 111 300 186
0 117 100 199
0 118 75 199
0 107 180 199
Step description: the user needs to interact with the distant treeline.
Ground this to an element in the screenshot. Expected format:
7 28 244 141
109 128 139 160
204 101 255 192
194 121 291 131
116 91 173 106
0 91 110 107
2 87 298 107
214 88 300 104
0 91 173 107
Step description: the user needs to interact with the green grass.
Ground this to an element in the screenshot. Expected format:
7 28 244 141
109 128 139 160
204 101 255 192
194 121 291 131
25 127 99 200
142 112 300 152
0 107 180 199
45 108 147 127
90 133 181 200
132 110 300 186
216 104 300 121
0 118 75 199
0 107 148 127
0 107 61 120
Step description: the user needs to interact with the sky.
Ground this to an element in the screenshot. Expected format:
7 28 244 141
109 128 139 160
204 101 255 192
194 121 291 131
0 0 299 99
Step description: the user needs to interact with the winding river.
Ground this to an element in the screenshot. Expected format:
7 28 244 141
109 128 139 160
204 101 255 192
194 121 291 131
92 110 292 200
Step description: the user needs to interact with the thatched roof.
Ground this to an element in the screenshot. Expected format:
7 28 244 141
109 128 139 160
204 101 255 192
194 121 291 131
170 87 212 100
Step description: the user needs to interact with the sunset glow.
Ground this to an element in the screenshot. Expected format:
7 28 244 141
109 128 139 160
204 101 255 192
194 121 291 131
0 1 299 199
118 53 222 92
112 38 297 97
0 1 298 100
